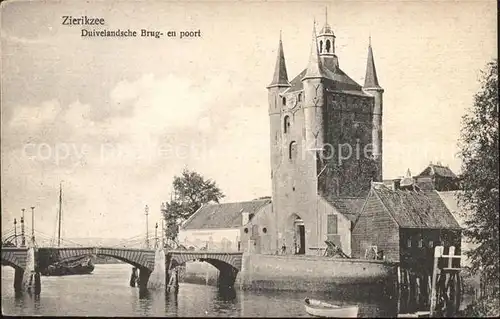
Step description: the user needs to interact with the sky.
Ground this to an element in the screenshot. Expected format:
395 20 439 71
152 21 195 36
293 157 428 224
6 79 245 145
0 0 497 240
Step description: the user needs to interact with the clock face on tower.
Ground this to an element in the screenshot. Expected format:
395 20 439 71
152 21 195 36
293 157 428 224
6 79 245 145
287 94 297 109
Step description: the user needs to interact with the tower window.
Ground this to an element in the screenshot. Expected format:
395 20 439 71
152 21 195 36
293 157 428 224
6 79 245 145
282 97 286 105
326 40 331 52
284 115 291 133
289 141 297 160
298 93 302 102
319 40 323 53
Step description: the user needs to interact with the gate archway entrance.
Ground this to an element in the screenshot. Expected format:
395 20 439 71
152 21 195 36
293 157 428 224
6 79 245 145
287 214 305 255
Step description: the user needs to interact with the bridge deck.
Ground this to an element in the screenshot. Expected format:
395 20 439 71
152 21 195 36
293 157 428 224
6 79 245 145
2 247 242 271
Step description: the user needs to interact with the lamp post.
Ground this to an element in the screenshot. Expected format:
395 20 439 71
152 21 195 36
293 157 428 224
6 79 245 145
145 205 150 249
31 206 35 245
155 222 158 249
21 209 26 247
14 218 18 247
161 213 165 249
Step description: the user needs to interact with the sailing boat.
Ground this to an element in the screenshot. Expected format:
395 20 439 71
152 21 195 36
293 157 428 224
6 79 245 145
40 183 94 276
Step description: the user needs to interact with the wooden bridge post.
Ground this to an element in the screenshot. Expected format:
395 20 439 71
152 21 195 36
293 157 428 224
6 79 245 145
165 253 178 292
429 245 443 317
34 249 41 295
129 267 138 287
428 245 462 317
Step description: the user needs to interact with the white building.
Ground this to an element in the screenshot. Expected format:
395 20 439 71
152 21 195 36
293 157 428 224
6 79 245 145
178 199 271 252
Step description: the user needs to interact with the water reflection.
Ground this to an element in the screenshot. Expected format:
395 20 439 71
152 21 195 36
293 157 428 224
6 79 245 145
2 264 404 317
11 289 43 316
165 289 179 316
217 286 237 301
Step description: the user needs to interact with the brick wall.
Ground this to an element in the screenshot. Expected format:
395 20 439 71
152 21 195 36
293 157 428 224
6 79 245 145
320 92 377 198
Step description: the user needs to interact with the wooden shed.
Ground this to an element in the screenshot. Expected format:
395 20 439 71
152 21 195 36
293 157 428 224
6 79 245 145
352 182 462 274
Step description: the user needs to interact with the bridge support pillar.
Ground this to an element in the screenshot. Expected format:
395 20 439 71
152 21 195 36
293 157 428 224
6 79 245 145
138 268 151 291
34 271 41 295
14 269 41 295
14 268 24 293
217 264 238 290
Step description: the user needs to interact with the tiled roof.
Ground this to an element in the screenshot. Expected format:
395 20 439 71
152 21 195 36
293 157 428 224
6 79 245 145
418 164 458 179
181 199 271 230
287 67 363 94
323 196 366 222
415 177 435 190
371 186 461 229
437 191 469 227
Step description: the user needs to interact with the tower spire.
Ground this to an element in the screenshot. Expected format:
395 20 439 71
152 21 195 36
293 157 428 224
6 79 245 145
302 21 326 80
363 38 382 89
268 32 290 88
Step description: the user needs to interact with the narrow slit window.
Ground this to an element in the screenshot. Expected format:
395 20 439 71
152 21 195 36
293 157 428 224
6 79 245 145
284 116 291 134
289 141 297 160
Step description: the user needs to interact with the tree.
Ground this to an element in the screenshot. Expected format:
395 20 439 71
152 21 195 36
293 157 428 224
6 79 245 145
162 168 225 243
458 59 499 296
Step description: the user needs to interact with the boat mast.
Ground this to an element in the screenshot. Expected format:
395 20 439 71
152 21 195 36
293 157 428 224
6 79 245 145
58 182 62 247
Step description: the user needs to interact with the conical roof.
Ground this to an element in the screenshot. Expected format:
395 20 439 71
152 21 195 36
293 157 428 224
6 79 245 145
302 22 326 81
268 34 290 88
363 39 382 89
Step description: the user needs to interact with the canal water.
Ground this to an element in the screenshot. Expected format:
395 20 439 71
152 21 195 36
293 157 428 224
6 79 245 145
2 264 397 317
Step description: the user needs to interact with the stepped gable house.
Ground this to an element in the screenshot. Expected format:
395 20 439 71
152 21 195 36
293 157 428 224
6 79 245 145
181 16 384 256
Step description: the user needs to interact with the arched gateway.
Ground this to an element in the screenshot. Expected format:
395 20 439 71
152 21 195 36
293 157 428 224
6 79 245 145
286 214 306 255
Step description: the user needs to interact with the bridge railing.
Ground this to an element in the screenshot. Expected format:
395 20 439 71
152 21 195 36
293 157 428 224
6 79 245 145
178 239 240 252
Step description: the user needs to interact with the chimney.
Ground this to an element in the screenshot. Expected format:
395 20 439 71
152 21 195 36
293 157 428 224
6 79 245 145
242 211 249 226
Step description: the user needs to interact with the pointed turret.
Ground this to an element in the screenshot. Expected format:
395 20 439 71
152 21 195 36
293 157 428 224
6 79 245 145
363 37 382 90
319 7 334 36
317 8 338 71
302 22 326 81
268 32 290 88
363 37 384 182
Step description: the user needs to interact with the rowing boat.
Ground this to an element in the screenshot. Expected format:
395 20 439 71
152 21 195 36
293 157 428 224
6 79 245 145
304 298 359 317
